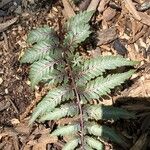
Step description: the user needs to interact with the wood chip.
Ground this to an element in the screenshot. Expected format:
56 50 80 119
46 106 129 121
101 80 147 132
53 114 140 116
97 27 118 45
79 0 91 11
87 0 100 11
98 0 110 13
139 12 150 26
102 7 116 21
124 0 141 21
62 0 75 18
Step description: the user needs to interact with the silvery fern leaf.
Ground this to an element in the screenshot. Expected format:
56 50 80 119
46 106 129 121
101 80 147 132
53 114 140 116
29 59 59 88
29 87 70 124
87 123 129 148
39 103 78 122
81 70 135 101
83 145 94 150
76 56 137 85
84 104 135 121
62 138 79 150
20 11 138 149
27 27 58 44
64 11 93 48
51 124 80 136
20 41 60 63
85 136 103 150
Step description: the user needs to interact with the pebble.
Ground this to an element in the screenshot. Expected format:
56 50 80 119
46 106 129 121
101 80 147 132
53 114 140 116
5 88 9 94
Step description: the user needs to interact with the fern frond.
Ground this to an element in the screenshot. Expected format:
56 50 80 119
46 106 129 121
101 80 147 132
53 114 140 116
64 11 93 48
29 87 71 124
27 27 59 44
39 103 78 122
85 136 103 150
81 70 135 101
77 56 138 84
87 123 128 148
62 138 79 150
21 11 138 149
85 104 135 121
21 41 60 63
51 124 80 136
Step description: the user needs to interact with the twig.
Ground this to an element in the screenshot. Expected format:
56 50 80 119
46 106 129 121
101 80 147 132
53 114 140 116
87 0 101 11
9 98 19 114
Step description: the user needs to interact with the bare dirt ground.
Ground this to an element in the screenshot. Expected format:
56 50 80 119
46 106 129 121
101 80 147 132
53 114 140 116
0 0 150 149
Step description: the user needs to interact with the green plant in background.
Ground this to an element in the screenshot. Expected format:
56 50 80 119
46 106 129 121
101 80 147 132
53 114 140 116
21 11 137 150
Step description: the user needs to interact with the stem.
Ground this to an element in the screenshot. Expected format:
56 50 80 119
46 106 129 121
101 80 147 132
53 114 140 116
67 63 85 150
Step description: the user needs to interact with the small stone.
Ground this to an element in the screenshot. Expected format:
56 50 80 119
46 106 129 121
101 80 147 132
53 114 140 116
5 89 9 94
11 118 20 125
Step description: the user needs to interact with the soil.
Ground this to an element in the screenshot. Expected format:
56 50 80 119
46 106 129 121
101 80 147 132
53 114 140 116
0 0 150 150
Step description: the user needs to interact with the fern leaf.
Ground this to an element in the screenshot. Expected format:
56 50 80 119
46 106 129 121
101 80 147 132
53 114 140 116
62 138 79 150
51 124 80 136
84 145 94 150
81 70 135 101
85 136 103 150
64 11 93 48
29 87 70 124
87 123 128 148
77 56 138 84
21 41 60 63
27 27 58 44
39 104 78 122
66 11 93 29
29 59 60 88
85 104 135 121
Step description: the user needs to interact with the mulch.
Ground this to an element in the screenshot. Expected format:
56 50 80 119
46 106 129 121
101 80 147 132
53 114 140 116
0 0 150 149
